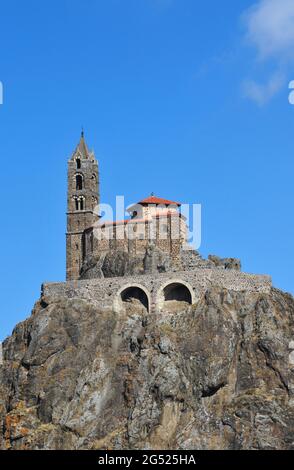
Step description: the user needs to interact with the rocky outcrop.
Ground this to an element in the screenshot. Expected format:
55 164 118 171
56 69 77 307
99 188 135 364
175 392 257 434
208 255 241 271
80 254 104 279
80 251 145 279
143 244 170 273
1 286 294 450
81 246 172 280
80 248 239 280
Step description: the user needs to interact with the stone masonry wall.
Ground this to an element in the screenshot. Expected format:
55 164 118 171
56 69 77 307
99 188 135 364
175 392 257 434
42 268 272 314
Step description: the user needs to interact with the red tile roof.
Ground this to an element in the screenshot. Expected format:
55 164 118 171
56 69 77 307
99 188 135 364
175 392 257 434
137 196 181 206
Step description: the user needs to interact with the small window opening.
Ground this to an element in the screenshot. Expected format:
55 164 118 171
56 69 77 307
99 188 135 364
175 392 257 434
76 174 83 190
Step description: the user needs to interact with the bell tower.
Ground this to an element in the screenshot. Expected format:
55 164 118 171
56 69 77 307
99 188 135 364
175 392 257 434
66 131 99 280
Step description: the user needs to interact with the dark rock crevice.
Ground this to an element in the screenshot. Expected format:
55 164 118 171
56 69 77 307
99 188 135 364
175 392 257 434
201 381 227 398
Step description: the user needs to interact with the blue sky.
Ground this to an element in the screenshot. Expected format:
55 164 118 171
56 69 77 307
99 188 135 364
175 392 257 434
0 0 293 340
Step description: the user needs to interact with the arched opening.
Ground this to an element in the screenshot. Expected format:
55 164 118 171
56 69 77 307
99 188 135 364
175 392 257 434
92 196 97 210
79 196 85 210
163 283 192 303
76 158 81 169
76 174 83 190
156 281 194 312
73 196 85 211
120 286 149 312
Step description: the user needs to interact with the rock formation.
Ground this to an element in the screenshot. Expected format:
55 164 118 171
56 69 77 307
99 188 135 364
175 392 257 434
4 134 291 451
1 285 294 450
208 255 241 271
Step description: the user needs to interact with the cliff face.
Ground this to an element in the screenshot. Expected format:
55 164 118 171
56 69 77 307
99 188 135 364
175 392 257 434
0 286 294 450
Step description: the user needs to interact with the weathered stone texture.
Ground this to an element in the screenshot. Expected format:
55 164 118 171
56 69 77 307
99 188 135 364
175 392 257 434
80 247 242 281
208 255 241 271
0 285 293 450
42 268 272 314
66 134 99 280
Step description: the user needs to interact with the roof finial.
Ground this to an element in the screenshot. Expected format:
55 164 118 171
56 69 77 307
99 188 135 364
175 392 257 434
81 126 84 138
151 191 154 196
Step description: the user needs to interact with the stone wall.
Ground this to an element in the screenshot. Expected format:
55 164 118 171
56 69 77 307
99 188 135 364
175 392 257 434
83 213 187 272
42 268 272 314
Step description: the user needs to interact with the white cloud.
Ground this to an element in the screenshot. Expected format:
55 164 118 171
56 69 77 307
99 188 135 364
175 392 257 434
242 0 294 104
244 0 294 60
242 72 285 106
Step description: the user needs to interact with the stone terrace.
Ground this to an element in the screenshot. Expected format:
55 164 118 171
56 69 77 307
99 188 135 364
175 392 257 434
42 268 272 314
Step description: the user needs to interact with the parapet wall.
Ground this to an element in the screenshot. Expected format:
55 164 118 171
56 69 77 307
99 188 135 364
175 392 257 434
42 268 272 314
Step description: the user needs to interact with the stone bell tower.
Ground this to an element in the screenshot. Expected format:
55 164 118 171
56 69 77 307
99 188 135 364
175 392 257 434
66 131 100 280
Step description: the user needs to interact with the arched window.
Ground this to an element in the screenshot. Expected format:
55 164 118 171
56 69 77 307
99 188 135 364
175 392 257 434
163 283 192 304
76 158 81 169
91 173 96 182
76 174 83 190
73 195 85 211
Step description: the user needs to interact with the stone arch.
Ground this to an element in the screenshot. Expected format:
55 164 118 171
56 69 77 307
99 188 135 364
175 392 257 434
114 283 151 314
156 279 195 311
75 173 84 190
